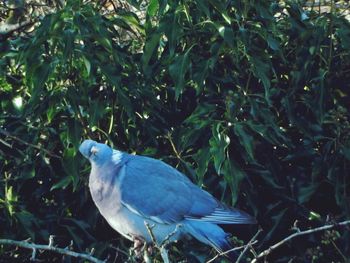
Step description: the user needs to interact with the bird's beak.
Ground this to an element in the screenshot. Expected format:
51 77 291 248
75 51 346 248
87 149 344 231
90 146 99 156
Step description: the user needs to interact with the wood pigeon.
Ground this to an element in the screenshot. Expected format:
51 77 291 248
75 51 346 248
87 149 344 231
79 139 256 261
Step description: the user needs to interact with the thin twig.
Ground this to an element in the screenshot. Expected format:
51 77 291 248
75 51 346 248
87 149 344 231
236 228 262 263
143 248 152 263
109 245 129 258
206 240 258 263
0 20 35 35
160 246 170 263
166 133 183 161
331 239 347 261
144 222 182 263
0 128 61 158
251 220 350 263
144 221 157 244
160 224 182 247
0 239 104 263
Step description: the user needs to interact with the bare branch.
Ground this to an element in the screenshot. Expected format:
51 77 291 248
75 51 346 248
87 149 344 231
166 132 183 161
0 128 61 158
0 238 105 263
206 240 258 263
0 20 35 35
144 221 157 244
159 246 170 263
109 245 129 258
160 224 182 247
143 222 181 263
236 228 262 263
251 220 350 263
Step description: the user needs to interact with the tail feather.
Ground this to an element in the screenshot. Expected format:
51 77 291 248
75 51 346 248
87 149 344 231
184 220 237 260
186 206 257 225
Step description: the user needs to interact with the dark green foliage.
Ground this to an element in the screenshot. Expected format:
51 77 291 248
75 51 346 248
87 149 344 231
1 0 349 262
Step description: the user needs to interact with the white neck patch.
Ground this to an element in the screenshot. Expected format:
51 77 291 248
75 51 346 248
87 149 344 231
112 150 123 164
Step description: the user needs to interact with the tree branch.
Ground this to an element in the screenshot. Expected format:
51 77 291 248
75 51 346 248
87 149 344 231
0 128 61 158
160 224 182 247
251 220 350 263
0 238 105 263
206 239 259 263
0 20 34 35
144 221 157 244
236 228 262 263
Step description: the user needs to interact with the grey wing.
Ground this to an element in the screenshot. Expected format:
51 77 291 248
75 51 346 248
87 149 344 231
119 155 218 224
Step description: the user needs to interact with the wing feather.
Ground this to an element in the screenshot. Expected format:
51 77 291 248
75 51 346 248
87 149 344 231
119 155 217 224
118 154 255 225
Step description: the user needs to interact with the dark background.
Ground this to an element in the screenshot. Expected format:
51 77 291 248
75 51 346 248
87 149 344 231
0 0 349 262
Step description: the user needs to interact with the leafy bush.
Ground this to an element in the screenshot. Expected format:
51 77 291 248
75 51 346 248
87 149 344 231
1 0 349 262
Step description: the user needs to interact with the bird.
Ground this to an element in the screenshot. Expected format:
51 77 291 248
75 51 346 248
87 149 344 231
79 139 256 261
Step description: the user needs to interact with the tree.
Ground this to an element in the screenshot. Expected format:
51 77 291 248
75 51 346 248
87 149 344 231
1 0 349 262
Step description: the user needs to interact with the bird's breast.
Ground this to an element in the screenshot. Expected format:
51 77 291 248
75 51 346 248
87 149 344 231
89 165 123 214
88 165 183 244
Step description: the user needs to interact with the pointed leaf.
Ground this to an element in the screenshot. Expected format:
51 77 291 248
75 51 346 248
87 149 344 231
169 45 194 100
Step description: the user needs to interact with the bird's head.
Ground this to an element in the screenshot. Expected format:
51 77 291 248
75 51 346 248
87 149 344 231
79 140 113 167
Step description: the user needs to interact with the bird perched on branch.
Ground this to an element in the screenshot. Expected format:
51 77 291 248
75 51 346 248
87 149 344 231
79 139 256 261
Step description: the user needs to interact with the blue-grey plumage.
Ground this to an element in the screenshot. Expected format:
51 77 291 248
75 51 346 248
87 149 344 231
79 139 256 259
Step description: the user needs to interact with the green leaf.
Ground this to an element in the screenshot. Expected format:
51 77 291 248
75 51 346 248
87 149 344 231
185 103 216 129
142 33 161 74
267 35 280 51
233 123 255 160
116 12 144 34
169 45 194 100
96 36 113 53
21 167 36 179
208 0 225 12
250 56 271 102
63 225 84 247
50 176 73 191
61 147 79 191
67 119 82 150
82 56 91 75
88 100 105 126
29 61 52 91
15 211 38 239
160 12 183 56
115 87 134 118
308 211 321 221
125 0 142 8
257 169 284 189
222 158 246 205
195 0 210 17
46 106 58 123
336 24 350 49
209 123 230 174
208 0 231 23
63 29 75 60
298 183 319 204
216 25 235 47
5 186 17 216
341 146 350 160
147 0 159 17
193 147 211 186
264 207 289 242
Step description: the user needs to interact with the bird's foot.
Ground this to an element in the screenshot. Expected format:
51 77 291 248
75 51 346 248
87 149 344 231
131 236 156 263
147 245 154 255
132 236 146 258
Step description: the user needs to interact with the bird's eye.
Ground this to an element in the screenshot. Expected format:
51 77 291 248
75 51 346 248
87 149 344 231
90 146 99 156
